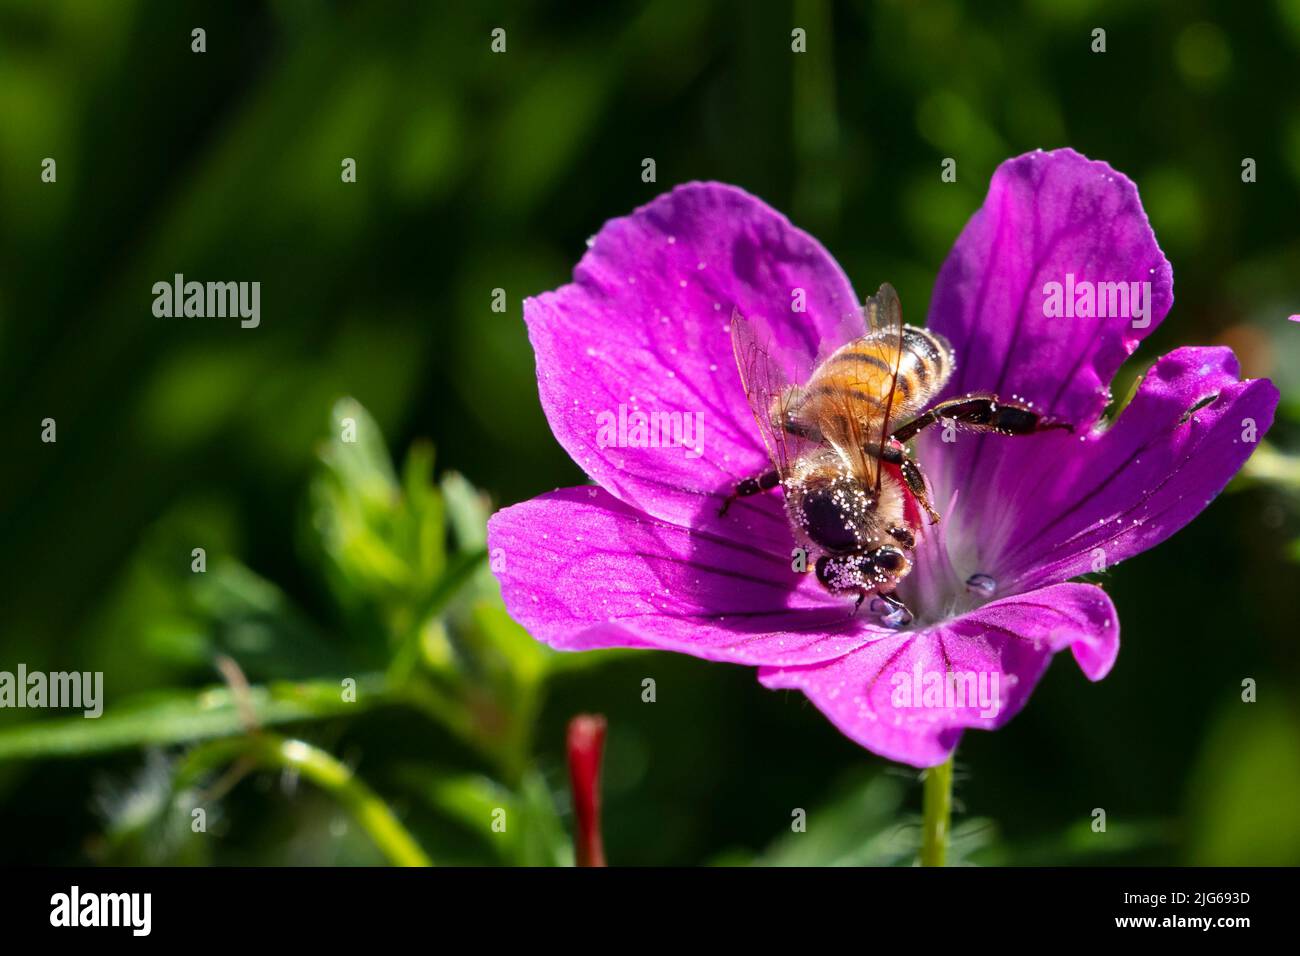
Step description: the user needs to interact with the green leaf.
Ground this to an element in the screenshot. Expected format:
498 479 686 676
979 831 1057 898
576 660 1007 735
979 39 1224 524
308 397 459 653
0 675 388 761
441 470 490 552
986 818 1176 866
748 773 915 866
406 768 514 836
739 771 999 867
322 397 400 497
1186 700 1300 865
396 765 570 866
401 440 447 587
309 398 415 607
514 768 573 867
187 561 353 681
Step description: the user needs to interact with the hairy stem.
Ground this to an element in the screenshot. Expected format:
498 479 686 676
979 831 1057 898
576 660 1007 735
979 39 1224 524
920 755 954 867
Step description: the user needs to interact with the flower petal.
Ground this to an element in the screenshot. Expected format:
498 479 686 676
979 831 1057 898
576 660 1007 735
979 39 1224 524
758 583 1118 767
955 347 1279 591
525 182 859 543
487 487 888 667
928 148 1173 429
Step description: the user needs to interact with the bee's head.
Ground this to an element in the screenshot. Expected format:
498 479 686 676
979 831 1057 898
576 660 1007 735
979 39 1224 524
815 546 912 594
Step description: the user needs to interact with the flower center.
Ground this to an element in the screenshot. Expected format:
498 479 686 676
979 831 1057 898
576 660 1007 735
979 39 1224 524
892 490 1004 628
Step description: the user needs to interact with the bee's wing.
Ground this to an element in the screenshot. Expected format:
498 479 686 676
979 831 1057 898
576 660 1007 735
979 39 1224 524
861 283 905 491
730 310 811 479
813 299 873 366
814 283 905 491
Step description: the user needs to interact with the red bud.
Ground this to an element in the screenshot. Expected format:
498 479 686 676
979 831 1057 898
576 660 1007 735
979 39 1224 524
566 714 607 867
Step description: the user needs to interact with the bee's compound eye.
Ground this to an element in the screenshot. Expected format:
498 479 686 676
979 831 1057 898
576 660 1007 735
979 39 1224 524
798 479 867 553
814 555 833 586
874 547 906 573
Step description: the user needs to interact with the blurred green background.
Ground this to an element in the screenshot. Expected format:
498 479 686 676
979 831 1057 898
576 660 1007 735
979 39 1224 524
1 0 1299 866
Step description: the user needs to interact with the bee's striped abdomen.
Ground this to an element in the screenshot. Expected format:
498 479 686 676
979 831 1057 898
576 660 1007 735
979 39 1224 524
896 326 953 408
806 326 954 420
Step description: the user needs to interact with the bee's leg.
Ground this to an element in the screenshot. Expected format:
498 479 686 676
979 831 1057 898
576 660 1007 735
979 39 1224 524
718 469 780 516
872 590 914 627
887 526 916 549
899 454 941 524
891 394 1074 444
854 589 914 625
879 441 941 524
778 414 822 443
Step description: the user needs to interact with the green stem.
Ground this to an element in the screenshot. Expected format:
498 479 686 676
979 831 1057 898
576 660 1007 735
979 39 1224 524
179 733 432 867
920 756 953 867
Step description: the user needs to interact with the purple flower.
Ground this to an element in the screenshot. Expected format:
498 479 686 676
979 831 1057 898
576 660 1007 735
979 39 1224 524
488 148 1278 767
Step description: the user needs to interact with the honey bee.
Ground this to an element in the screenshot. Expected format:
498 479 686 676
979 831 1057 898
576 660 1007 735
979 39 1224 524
722 283 1069 623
